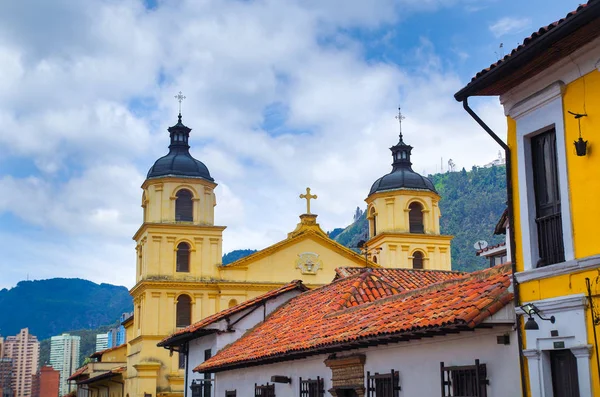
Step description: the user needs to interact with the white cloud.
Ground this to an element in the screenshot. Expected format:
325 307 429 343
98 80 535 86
489 16 532 38
0 0 505 290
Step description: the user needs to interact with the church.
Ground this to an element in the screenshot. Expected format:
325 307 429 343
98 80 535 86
122 105 454 397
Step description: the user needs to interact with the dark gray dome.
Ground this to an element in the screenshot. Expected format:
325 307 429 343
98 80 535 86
368 135 436 196
146 114 214 182
369 168 436 195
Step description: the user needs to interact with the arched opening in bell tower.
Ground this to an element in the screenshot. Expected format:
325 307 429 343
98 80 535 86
369 206 377 237
409 202 424 233
176 294 192 328
412 251 424 269
176 242 190 272
175 189 194 222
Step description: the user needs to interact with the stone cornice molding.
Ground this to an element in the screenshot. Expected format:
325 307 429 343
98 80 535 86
516 293 587 315
515 254 600 283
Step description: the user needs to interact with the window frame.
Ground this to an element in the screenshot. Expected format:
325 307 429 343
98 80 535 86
299 377 324 397
366 370 400 397
176 242 191 273
512 85 574 272
440 360 488 397
175 189 194 222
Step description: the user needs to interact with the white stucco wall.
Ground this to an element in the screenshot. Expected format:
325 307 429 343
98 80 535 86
213 327 520 397
186 289 304 390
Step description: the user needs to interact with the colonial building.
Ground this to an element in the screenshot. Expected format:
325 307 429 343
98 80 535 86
455 1 600 395
365 110 452 270
121 96 453 396
68 344 127 397
161 264 518 397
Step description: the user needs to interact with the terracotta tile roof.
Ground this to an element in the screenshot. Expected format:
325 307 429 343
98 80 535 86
196 264 513 373
332 267 465 310
67 365 88 381
159 280 309 347
89 344 126 359
455 0 600 99
476 242 507 256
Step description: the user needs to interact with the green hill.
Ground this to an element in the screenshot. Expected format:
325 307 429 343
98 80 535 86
0 278 132 341
332 165 507 272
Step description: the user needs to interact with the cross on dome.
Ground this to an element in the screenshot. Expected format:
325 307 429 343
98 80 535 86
175 91 186 118
395 107 406 142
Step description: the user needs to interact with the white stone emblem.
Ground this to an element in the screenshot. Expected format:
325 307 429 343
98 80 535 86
296 252 322 275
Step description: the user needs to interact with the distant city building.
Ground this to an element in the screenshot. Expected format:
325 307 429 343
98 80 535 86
2 328 39 397
49 334 80 396
94 334 108 352
31 366 59 397
0 358 13 397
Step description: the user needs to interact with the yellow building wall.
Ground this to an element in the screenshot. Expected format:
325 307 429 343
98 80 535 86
563 70 600 260
509 69 600 397
101 344 127 362
218 234 371 284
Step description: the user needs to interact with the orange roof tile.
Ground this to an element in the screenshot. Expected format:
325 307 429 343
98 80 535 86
159 280 309 347
67 365 88 381
196 264 512 373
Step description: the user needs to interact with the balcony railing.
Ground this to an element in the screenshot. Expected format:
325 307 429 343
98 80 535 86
535 212 565 267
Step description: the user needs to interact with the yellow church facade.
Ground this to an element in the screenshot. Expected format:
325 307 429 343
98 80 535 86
123 108 453 396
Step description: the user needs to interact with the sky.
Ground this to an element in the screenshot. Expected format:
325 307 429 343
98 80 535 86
0 0 584 290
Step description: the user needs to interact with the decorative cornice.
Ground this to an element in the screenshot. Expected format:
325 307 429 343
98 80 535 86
367 231 453 246
365 188 440 203
516 294 587 315
507 81 565 120
224 228 376 269
133 222 226 241
141 176 217 190
515 254 600 283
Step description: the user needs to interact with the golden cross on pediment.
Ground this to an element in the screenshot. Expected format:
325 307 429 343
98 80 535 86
299 187 317 214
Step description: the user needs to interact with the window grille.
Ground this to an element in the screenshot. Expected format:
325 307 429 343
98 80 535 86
190 379 213 397
440 360 488 397
299 377 324 397
366 370 400 397
225 391 236 397
178 351 186 369
255 383 275 397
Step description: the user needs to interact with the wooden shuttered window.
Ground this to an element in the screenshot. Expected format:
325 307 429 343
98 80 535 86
255 383 275 397
412 251 424 269
409 202 424 233
176 294 192 328
440 360 488 397
176 189 194 222
176 242 190 272
366 370 400 397
531 129 564 266
299 377 324 397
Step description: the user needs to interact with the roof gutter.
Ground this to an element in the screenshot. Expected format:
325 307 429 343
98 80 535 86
460 97 527 397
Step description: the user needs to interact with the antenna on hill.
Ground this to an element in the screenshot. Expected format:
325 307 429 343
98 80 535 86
474 240 488 251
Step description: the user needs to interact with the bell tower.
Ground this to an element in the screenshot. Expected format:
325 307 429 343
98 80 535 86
126 97 225 397
365 108 452 270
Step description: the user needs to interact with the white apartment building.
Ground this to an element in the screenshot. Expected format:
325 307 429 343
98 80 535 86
95 333 108 353
49 334 80 396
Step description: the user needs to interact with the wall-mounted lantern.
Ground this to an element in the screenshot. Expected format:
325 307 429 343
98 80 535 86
569 111 588 156
521 303 555 330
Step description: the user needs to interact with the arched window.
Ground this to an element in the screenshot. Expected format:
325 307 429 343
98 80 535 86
413 251 424 269
176 242 190 272
369 207 377 237
409 202 424 233
228 299 238 308
175 189 193 222
373 256 378 264
176 295 192 328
